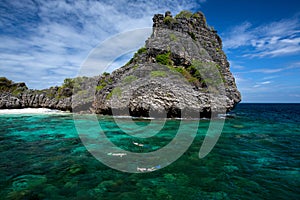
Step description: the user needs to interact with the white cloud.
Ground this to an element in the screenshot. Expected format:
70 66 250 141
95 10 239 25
233 62 300 102
233 61 300 102
229 60 246 70
253 81 271 88
249 63 300 74
262 75 279 80
80 28 152 76
222 22 253 49
0 0 202 89
289 94 300 98
223 16 300 58
233 62 300 74
250 68 287 74
261 81 271 85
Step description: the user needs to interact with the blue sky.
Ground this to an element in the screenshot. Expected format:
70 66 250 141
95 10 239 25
0 0 299 102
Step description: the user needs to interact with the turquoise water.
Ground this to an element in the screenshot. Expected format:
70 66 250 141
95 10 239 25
0 104 299 199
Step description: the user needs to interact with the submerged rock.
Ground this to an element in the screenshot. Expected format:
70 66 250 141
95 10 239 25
223 165 239 173
10 174 47 191
68 164 85 175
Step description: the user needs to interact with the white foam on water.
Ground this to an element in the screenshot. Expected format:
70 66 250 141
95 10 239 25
0 108 69 114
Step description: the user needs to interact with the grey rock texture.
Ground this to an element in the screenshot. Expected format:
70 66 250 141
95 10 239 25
0 76 99 112
92 11 241 117
0 86 72 111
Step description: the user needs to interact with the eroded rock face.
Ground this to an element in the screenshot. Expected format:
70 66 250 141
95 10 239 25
0 11 241 117
92 11 241 117
0 76 99 112
0 88 72 111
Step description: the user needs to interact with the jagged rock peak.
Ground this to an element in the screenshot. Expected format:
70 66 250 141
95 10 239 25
152 10 223 54
153 11 208 30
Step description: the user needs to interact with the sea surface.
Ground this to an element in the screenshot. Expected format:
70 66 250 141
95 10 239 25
0 104 299 200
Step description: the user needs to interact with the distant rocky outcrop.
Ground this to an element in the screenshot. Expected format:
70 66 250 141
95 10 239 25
0 10 241 118
0 76 98 112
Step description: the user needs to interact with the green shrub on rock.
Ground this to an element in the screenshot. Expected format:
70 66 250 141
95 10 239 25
175 10 193 19
129 47 148 65
169 33 177 41
0 77 12 86
188 32 196 41
191 60 226 87
96 83 107 91
151 71 167 78
106 87 122 99
96 78 110 91
192 13 201 19
187 65 201 80
63 78 74 88
137 47 147 54
103 72 110 76
122 75 137 84
163 16 176 24
156 51 172 66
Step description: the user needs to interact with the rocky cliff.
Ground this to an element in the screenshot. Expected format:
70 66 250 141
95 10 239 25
92 11 241 117
0 11 241 118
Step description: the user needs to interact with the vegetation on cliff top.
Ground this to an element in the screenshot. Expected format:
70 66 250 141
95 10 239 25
0 77 27 95
154 51 225 89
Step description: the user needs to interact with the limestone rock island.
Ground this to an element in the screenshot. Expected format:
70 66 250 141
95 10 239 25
0 11 241 118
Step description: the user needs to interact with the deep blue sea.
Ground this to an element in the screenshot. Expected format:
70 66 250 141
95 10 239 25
0 104 299 200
